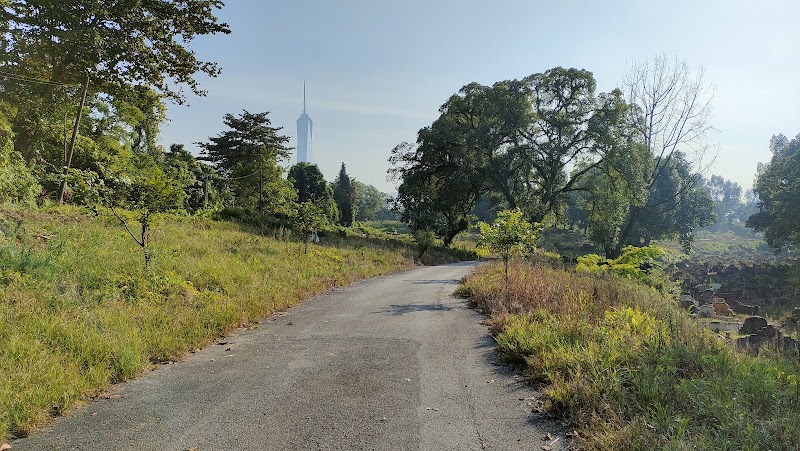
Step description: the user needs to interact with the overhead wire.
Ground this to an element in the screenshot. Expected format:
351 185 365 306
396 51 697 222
226 170 259 180
0 69 80 87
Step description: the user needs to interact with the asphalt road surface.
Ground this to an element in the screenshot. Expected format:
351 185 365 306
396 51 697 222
14 262 568 451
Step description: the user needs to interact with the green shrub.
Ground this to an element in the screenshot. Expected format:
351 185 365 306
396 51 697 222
0 106 40 206
577 245 672 291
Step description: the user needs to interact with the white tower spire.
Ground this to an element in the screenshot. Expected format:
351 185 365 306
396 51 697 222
296 82 313 163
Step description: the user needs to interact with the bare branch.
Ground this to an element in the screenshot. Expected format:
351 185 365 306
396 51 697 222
111 206 144 247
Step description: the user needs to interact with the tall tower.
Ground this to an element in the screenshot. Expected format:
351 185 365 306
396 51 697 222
296 82 313 163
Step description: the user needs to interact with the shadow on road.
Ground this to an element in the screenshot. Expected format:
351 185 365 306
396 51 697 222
406 279 462 285
379 303 454 315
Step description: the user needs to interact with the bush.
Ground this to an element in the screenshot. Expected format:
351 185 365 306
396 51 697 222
577 245 672 291
213 206 285 229
0 107 40 206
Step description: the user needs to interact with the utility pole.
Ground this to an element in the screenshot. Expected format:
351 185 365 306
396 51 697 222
59 72 90 204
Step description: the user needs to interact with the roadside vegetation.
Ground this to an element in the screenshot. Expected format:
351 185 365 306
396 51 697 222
0 205 472 440
3 1 800 448
459 258 800 450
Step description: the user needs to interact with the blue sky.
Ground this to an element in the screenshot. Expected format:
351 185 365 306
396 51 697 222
159 0 800 194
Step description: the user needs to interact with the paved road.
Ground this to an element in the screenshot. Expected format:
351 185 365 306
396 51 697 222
14 262 567 451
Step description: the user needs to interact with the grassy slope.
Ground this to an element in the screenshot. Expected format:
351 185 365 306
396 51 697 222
458 261 800 450
0 206 462 440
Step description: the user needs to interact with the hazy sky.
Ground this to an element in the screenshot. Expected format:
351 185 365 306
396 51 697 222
159 0 800 193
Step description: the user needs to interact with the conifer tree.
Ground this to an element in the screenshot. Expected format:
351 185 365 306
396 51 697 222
333 163 356 227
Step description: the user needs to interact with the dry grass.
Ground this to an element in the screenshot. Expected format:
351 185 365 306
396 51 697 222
459 258 800 450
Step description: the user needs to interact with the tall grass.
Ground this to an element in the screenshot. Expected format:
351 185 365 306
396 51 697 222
0 206 470 440
459 260 800 450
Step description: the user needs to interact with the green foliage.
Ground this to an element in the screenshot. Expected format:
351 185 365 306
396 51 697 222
0 1 229 102
291 201 328 253
333 163 356 227
0 0 229 165
529 250 564 269
164 144 220 211
353 180 384 221
199 110 296 217
605 56 715 258
105 155 187 270
478 209 539 288
61 168 104 206
576 245 669 290
477 209 538 263
288 162 338 222
413 228 436 260
111 156 186 214
703 174 745 226
390 67 631 239
0 104 40 205
747 134 800 250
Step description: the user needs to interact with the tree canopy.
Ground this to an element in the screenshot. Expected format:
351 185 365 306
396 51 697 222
390 59 716 252
747 134 800 249
288 162 338 222
390 67 632 244
198 111 294 215
353 181 384 222
1 0 230 160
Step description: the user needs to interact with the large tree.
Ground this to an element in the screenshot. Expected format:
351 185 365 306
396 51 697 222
0 0 230 160
199 111 295 214
516 68 629 222
353 181 384 222
389 80 526 242
624 152 715 252
606 56 716 257
703 174 744 227
747 134 800 249
390 67 630 242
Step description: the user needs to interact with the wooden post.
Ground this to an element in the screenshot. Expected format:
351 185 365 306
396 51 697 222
59 72 90 204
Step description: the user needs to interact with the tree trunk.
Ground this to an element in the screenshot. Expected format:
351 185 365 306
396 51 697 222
611 205 643 259
504 257 510 299
142 214 151 272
